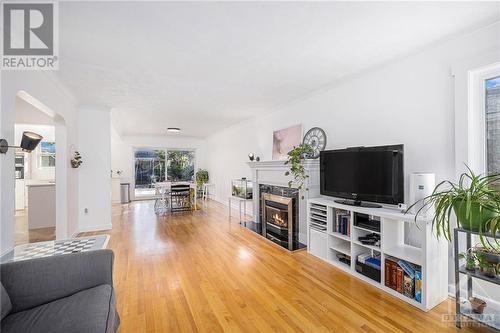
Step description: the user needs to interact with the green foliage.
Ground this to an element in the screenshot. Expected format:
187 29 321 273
460 247 500 276
284 144 313 199
167 151 195 182
196 169 209 187
408 166 500 248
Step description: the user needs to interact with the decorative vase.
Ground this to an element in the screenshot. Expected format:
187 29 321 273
453 201 497 232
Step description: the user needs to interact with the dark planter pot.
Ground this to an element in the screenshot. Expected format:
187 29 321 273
469 297 487 314
453 201 497 232
481 266 497 278
476 249 500 264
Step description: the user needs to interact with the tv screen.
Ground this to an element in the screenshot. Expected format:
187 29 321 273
320 145 404 205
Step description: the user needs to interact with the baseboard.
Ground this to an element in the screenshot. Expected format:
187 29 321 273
213 196 254 217
448 283 500 312
72 224 112 237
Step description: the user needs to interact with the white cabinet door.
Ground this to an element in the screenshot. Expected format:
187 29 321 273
309 228 327 260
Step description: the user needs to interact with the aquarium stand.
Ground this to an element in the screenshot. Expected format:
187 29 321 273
454 228 500 331
228 196 252 224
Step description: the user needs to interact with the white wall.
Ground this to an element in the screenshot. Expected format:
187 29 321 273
202 22 500 299
1 71 80 253
204 23 500 206
78 107 112 232
110 126 206 200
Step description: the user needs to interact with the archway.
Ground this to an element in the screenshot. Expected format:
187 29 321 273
13 91 68 243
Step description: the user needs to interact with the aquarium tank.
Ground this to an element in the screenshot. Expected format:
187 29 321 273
232 178 253 199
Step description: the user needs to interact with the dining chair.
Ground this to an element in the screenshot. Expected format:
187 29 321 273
154 182 171 215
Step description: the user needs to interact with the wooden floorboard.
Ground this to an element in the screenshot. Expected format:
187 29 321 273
81 200 491 333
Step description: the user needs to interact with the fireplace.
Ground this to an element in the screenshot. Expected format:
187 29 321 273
247 160 319 249
261 192 296 250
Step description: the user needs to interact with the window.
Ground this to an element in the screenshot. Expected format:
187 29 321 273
134 149 165 189
39 141 55 168
485 76 500 174
134 148 195 197
166 150 195 182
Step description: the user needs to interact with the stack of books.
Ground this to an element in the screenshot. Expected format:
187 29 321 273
357 252 381 270
334 210 350 236
385 257 422 303
355 252 382 282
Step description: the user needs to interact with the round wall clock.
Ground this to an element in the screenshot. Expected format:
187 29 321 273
303 127 326 159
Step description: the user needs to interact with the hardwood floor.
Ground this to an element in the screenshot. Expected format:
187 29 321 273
15 209 55 245
81 200 490 333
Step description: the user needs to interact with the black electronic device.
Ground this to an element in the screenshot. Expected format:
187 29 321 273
320 145 404 207
354 212 381 233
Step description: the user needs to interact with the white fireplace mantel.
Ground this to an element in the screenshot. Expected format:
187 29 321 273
247 159 320 245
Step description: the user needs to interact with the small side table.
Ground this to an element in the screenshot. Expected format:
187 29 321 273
202 183 215 201
228 196 252 224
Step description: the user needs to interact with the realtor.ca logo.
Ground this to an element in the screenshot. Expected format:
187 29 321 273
1 2 59 70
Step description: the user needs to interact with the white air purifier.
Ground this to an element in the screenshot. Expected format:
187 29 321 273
408 173 435 216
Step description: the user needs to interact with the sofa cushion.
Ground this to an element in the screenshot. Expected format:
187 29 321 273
0 282 12 320
1 284 118 333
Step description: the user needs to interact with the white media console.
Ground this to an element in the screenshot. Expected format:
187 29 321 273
307 197 448 311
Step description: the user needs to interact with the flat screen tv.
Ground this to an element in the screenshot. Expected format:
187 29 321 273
320 145 404 207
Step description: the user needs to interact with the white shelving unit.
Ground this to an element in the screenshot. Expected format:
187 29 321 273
307 197 448 311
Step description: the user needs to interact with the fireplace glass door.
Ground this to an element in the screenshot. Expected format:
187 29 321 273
265 205 288 229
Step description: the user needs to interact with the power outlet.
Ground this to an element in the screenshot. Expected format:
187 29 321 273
84 208 88 214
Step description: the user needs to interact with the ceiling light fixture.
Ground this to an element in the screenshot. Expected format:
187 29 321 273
167 127 181 133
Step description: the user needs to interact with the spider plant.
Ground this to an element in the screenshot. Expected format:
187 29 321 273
407 166 500 248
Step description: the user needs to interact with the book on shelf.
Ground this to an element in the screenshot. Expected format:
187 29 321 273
403 272 414 298
397 259 415 279
384 257 422 303
414 270 422 303
396 267 403 293
334 210 351 236
365 257 381 270
384 257 398 290
357 253 381 270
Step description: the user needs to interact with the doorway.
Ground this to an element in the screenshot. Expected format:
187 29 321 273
13 92 67 245
134 148 195 199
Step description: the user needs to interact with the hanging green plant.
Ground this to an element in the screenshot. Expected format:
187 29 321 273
284 144 313 199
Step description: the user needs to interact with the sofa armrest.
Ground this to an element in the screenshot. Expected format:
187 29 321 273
1 249 114 313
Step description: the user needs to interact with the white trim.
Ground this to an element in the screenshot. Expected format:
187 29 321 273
213 196 254 216
448 284 500 312
467 62 500 173
72 224 112 237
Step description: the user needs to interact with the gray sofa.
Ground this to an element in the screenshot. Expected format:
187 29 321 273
0 249 120 333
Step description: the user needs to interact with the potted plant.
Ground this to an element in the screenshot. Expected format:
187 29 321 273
475 251 500 278
408 167 500 241
284 144 313 199
195 169 209 187
458 248 477 271
469 297 487 314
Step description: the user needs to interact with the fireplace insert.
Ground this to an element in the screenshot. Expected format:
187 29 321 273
261 193 294 250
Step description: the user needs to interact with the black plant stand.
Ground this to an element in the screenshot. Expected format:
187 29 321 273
454 228 500 331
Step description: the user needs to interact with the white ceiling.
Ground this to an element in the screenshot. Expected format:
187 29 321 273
57 1 500 137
